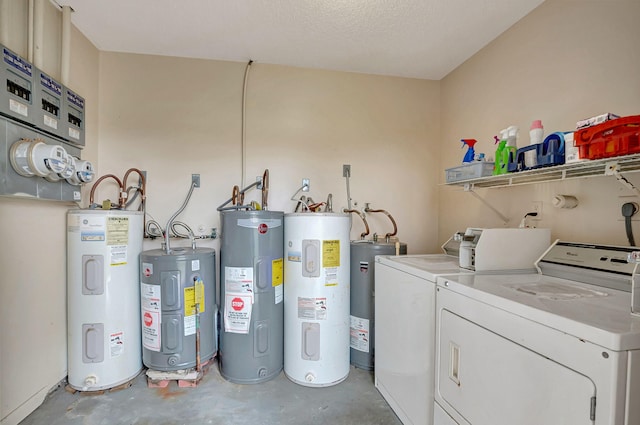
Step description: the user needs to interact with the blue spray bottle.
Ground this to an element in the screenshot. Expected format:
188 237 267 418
461 139 478 164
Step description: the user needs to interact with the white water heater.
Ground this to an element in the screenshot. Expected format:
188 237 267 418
284 213 350 387
67 209 144 391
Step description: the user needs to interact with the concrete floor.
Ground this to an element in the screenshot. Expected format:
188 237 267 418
20 362 403 425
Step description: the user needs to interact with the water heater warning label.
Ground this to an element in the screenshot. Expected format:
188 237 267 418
224 294 252 334
110 331 125 357
322 240 340 267
350 316 370 353
298 297 327 320
106 216 129 246
141 283 161 351
273 258 284 304
183 279 205 336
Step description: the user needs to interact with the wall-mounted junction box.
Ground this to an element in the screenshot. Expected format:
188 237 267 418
0 44 36 127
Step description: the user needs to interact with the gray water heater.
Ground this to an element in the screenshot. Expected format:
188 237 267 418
350 240 407 370
139 247 217 371
219 210 284 384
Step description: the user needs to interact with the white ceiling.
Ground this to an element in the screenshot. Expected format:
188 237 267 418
58 0 545 80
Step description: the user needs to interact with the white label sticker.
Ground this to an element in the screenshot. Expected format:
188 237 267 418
350 316 370 353
184 315 196 336
275 284 283 304
141 283 161 311
225 267 254 302
110 331 125 357
9 99 28 117
44 114 58 129
224 294 252 334
69 127 80 140
142 310 161 351
141 283 161 351
325 267 338 287
298 297 327 320
73 191 81 201
192 259 200 271
110 245 127 266
80 215 106 241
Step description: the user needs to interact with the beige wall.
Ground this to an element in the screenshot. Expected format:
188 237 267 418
439 0 640 245
96 54 441 253
0 3 100 424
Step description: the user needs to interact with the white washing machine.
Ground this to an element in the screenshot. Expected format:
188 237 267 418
434 241 640 425
375 229 550 425
376 253 470 425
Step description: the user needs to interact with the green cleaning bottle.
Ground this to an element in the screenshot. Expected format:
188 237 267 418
493 130 508 175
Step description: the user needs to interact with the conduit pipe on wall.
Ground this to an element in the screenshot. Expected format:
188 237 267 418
27 0 34 61
241 59 253 188
60 5 72 84
0 0 9 46
32 0 44 68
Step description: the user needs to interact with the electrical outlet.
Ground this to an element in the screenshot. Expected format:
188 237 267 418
192 174 200 188
302 178 310 192
531 201 542 219
343 164 351 177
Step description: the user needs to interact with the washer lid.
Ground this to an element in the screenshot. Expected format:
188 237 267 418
376 254 468 282
438 272 640 351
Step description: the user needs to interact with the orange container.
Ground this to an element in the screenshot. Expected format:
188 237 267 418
574 115 640 160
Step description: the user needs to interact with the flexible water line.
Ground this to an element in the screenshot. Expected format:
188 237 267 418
165 182 197 254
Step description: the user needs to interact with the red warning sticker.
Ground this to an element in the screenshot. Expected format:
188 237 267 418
258 223 268 234
231 297 244 311
144 311 153 326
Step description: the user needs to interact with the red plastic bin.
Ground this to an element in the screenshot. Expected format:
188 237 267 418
574 115 640 160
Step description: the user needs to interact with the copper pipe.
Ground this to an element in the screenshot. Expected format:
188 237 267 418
364 206 398 240
344 209 370 239
89 174 124 208
232 185 240 205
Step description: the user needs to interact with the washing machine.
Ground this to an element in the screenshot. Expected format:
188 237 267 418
375 253 469 425
375 229 550 425
434 241 640 425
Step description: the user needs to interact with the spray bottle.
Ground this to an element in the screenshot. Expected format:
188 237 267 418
493 130 508 175
501 126 519 172
461 139 478 164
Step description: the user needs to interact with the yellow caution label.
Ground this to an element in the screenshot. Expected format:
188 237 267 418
322 240 340 268
106 216 129 246
272 258 283 286
184 278 205 316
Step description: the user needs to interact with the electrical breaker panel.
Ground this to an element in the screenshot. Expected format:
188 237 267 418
1 44 36 126
34 68 67 140
64 87 85 146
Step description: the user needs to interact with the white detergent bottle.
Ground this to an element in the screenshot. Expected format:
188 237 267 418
526 120 544 168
